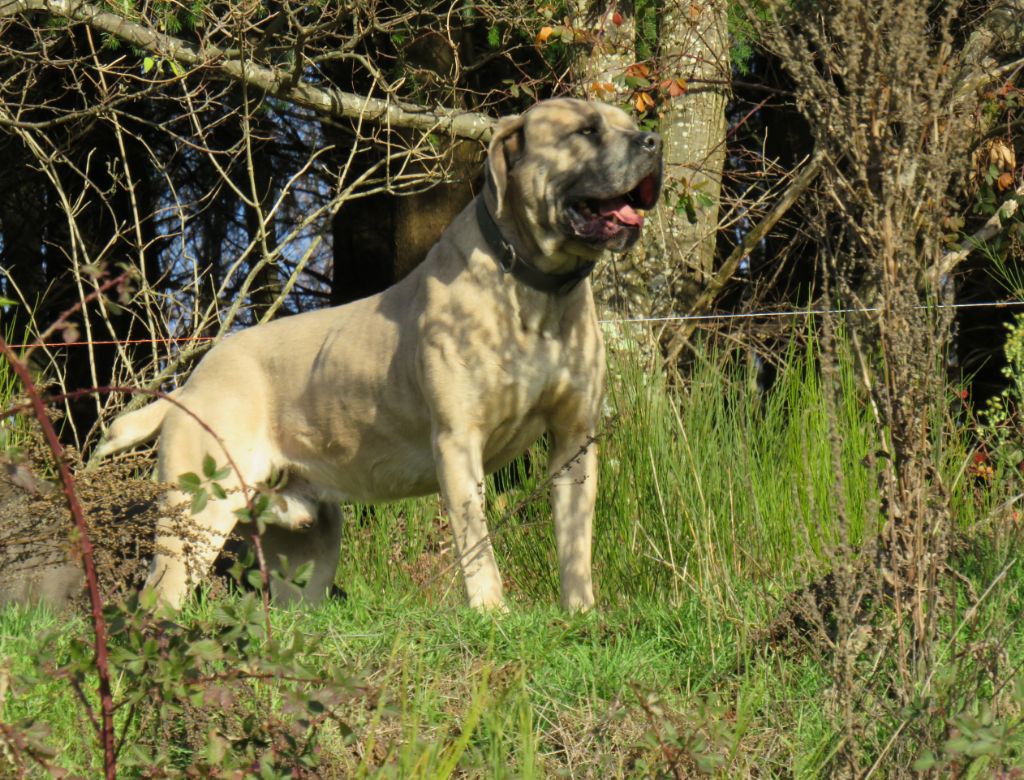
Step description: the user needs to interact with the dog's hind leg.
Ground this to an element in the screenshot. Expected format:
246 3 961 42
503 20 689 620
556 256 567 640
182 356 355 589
149 398 274 609
147 488 241 609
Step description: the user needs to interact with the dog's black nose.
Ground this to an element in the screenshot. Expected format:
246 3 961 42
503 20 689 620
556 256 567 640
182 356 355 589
637 132 661 154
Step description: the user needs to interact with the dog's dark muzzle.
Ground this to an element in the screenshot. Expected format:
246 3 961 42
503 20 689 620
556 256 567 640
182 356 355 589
564 133 664 251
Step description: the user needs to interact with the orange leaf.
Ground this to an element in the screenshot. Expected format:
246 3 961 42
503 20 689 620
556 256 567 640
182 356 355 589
626 62 650 79
689 2 701 21
664 78 687 97
611 11 623 25
633 92 655 112
536 26 553 44
997 171 1015 191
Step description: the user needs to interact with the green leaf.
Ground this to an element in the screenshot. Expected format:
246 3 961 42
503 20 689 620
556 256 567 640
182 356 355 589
227 559 247 583
178 472 201 493
912 750 937 771
246 569 266 590
190 489 208 515
252 494 270 515
205 732 229 765
202 453 217 478
139 587 158 611
187 639 223 661
675 193 698 224
487 27 499 49
944 735 972 753
694 191 715 208
142 56 155 74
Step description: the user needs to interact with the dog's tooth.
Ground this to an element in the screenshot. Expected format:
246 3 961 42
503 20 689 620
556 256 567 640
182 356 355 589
636 209 646 217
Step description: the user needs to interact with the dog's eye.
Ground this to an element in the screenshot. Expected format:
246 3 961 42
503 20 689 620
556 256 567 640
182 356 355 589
577 125 598 137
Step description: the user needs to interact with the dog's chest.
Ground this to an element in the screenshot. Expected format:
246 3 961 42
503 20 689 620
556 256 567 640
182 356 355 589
473 341 566 468
478 331 586 436
502 321 575 387
417 280 602 466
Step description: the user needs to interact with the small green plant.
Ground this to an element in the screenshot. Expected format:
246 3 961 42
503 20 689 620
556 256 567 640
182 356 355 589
44 589 351 775
0 308 32 456
978 314 1024 491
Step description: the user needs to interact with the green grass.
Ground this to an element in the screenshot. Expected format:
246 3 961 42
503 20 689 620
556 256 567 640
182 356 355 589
0 318 33 454
0 593 837 776
2 329 1024 776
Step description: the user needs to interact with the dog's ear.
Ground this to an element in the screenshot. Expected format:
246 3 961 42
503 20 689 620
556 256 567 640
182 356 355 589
487 114 525 217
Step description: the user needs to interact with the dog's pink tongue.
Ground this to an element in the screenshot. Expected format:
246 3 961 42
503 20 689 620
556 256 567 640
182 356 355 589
598 197 644 226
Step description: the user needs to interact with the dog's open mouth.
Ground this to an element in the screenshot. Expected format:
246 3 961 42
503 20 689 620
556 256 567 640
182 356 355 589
564 170 662 249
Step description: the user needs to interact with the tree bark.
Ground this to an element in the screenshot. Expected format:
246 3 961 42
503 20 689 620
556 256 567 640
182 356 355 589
573 1 637 102
648 0 730 314
573 0 731 317
570 1 648 316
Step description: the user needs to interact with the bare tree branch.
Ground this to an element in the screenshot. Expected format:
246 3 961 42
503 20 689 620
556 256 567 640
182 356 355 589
664 149 827 363
0 0 498 141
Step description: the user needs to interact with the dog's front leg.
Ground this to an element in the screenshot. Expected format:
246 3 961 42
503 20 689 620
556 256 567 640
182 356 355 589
549 427 597 611
433 430 505 609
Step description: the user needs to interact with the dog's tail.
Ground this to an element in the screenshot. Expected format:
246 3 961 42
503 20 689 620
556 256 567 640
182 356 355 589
92 391 179 461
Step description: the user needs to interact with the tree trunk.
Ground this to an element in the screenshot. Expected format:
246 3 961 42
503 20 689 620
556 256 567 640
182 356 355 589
647 0 730 314
571 1 648 315
573 1 637 101
574 0 731 317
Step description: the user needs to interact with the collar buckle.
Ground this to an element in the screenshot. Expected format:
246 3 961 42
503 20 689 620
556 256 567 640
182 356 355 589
496 240 517 273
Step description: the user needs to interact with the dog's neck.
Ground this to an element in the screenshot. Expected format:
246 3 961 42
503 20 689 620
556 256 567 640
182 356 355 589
476 176 596 297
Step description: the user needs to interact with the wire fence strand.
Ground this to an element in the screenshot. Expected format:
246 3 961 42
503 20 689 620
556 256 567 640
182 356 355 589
9 300 1024 348
598 299 1024 325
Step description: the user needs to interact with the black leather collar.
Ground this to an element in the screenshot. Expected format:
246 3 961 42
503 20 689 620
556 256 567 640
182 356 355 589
475 183 596 296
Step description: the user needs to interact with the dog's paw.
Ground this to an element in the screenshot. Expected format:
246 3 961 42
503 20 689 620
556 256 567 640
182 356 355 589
560 587 595 613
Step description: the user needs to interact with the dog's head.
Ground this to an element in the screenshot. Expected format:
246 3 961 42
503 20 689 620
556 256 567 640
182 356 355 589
487 97 663 263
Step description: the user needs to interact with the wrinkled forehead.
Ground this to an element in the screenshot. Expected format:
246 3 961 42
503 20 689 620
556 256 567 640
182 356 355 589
522 98 639 135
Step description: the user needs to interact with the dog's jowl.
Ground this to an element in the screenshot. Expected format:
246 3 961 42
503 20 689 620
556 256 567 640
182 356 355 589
96 98 663 610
